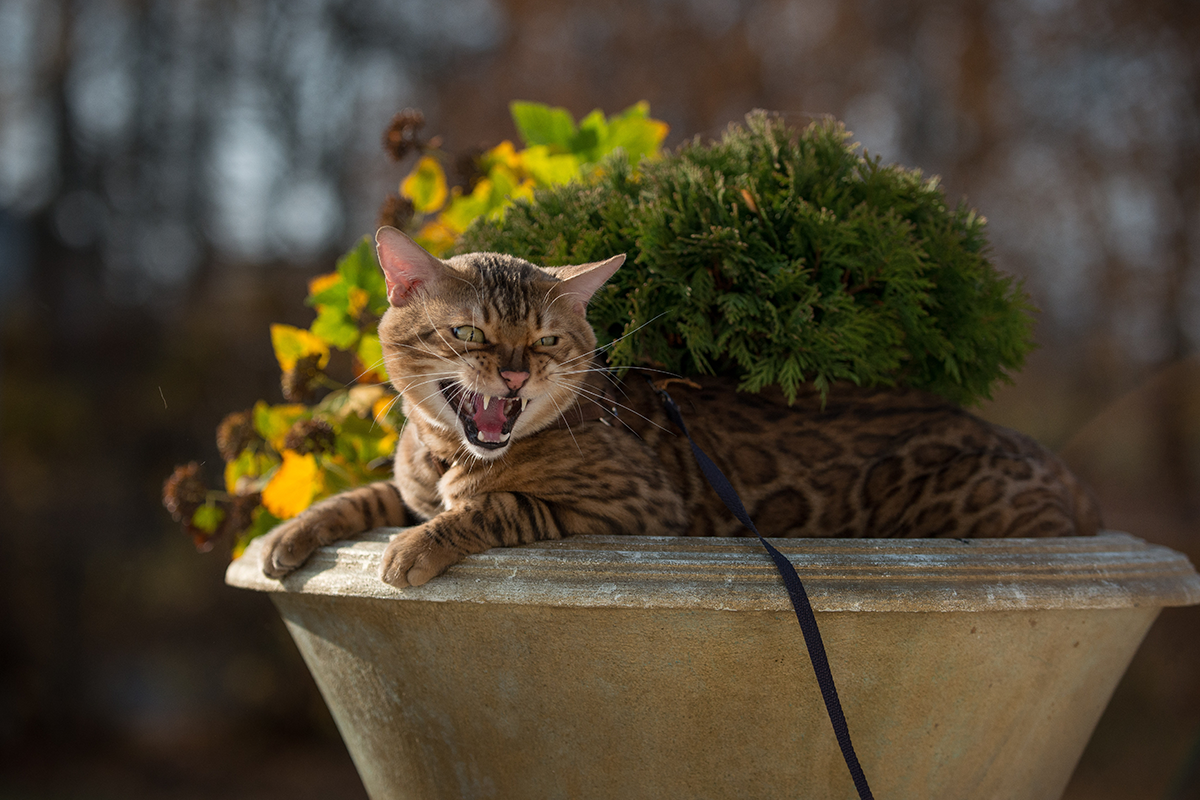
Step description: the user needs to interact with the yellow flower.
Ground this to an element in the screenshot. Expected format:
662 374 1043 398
262 450 323 519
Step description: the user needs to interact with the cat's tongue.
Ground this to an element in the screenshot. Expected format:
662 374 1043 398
472 394 509 438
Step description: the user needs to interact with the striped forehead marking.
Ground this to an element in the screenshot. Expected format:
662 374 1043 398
464 253 550 323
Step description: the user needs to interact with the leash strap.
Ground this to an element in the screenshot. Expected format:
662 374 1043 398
657 389 875 800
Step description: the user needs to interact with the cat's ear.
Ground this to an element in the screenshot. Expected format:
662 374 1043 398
552 254 626 314
375 226 448 307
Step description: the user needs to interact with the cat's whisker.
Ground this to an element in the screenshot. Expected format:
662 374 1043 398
553 365 683 380
380 335 461 359
557 312 672 370
442 268 486 311
388 370 461 394
557 378 675 436
553 363 692 412
543 387 585 457
390 378 446 398
421 304 476 373
367 392 408 436
564 364 689 407
380 360 460 385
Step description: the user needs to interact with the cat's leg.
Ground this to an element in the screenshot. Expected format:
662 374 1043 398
260 480 410 578
378 492 573 588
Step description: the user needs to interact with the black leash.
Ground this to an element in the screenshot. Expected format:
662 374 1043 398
657 388 875 800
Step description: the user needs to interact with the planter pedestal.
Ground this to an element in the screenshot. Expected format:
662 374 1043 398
228 532 1200 800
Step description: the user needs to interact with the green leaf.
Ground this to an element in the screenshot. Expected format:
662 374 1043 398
310 304 360 350
192 503 225 534
510 101 577 149
224 448 278 494
355 333 387 383
303 238 385 353
234 506 282 557
570 110 606 160
336 412 398 465
253 401 308 452
521 146 582 186
307 272 348 309
603 102 670 164
335 237 388 315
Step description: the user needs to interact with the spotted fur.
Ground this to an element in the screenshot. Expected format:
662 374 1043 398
260 228 1101 586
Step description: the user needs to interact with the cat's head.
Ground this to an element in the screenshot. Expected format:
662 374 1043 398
374 226 624 461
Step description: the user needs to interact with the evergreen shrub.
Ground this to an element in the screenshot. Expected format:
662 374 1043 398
458 111 1035 406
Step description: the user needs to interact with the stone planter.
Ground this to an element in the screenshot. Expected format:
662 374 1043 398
227 532 1200 800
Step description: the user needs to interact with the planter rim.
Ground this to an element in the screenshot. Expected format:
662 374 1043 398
227 531 1200 613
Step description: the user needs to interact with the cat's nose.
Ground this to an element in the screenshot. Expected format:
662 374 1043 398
500 370 529 391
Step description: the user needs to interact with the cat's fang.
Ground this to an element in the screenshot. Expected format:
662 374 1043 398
483 394 492 411
521 398 529 411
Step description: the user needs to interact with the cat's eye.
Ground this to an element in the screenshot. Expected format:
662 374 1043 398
452 326 486 344
534 336 559 347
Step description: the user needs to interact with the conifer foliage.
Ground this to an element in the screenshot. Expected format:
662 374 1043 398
458 111 1035 406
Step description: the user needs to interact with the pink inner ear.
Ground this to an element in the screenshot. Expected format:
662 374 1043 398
379 252 421 307
556 254 626 313
375 227 444 307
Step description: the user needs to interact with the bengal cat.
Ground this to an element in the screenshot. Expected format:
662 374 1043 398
259 226 1101 587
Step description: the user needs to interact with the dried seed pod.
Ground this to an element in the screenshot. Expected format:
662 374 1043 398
216 410 258 461
454 146 485 191
281 354 324 403
378 193 415 231
383 108 426 161
221 491 262 540
283 418 336 455
163 462 207 522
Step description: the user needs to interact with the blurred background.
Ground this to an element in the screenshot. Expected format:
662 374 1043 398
1 0 1197 797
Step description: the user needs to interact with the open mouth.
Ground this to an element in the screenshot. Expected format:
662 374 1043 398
440 381 527 450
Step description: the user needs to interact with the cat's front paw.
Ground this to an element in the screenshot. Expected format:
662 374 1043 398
259 510 343 578
378 526 463 588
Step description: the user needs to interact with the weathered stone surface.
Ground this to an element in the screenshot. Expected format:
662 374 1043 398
228 531 1200 612
227 533 1200 800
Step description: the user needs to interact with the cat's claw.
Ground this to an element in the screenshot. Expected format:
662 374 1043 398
379 527 462 588
259 512 345 578
259 522 316 578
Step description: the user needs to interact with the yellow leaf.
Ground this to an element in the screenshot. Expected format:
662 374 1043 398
376 431 398 457
484 140 523 171
347 286 369 319
414 220 459 256
438 182 493 234
308 272 341 297
270 324 331 373
510 178 537 206
372 396 400 432
400 156 448 213
262 450 323 520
